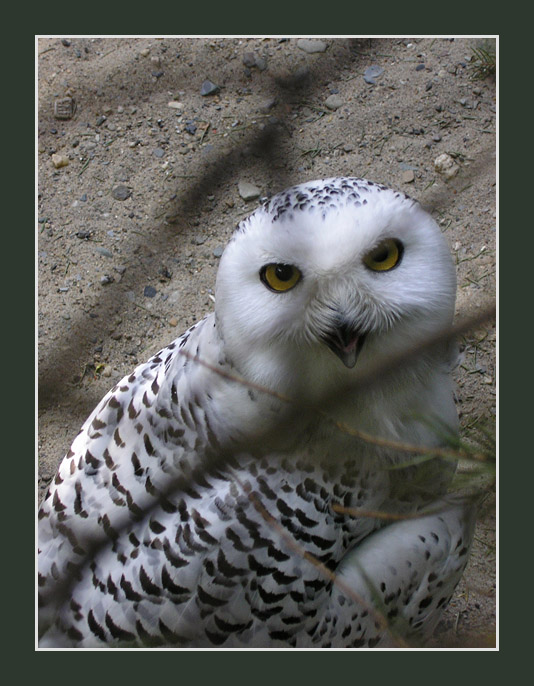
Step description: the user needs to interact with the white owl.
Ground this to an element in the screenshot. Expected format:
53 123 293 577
38 177 475 648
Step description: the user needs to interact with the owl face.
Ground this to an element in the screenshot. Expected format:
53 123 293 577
215 178 456 389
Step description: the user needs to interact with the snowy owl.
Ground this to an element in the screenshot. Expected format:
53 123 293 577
38 177 475 648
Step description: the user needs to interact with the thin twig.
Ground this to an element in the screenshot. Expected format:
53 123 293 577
332 503 449 521
177 306 496 461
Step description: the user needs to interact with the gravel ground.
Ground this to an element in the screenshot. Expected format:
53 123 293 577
37 36 497 648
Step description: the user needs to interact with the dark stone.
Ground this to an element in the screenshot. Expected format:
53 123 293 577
200 80 220 96
111 185 131 201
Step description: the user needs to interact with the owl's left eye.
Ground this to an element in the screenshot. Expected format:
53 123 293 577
363 239 403 272
260 263 302 292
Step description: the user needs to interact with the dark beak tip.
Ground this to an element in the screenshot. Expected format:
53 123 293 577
322 326 367 368
334 347 358 368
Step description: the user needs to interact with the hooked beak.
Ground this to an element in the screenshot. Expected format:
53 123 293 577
321 320 367 369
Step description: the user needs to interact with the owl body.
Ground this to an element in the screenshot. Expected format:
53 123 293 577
38 178 474 648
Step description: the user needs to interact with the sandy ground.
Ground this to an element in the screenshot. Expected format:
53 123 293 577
37 36 496 648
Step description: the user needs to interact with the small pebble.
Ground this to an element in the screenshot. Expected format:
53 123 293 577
213 246 224 258
144 285 157 298
51 153 69 169
167 101 183 109
434 153 460 179
94 247 113 258
297 39 327 54
153 148 165 158
200 80 219 96
363 65 384 84
111 185 131 201
169 317 178 327
54 97 77 120
100 275 114 285
401 170 415 184
325 94 343 110
238 180 261 201
243 52 256 68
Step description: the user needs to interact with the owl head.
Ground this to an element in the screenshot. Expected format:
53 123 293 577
215 178 456 395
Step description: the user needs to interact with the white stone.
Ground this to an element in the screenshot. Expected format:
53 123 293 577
434 153 460 180
325 94 343 110
238 180 261 201
297 39 327 54
51 153 69 169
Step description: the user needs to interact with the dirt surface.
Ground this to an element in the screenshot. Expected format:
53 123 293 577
37 36 497 648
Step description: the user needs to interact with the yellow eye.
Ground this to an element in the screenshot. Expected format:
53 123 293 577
260 263 302 292
363 239 403 272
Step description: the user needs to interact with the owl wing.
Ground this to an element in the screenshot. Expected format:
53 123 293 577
38 314 228 642
329 498 476 646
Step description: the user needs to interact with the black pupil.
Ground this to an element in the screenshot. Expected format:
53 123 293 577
275 264 294 281
373 246 390 263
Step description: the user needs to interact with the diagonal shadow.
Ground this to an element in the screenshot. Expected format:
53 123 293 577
38 38 386 411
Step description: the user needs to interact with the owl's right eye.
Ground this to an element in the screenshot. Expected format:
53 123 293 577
260 263 302 292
